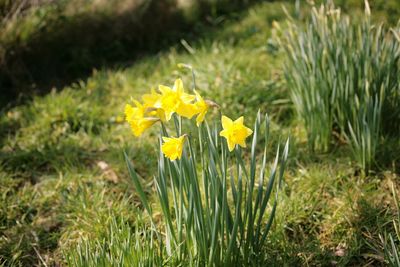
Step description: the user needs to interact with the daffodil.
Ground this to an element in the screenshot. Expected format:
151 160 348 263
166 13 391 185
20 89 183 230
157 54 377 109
219 115 253 151
159 79 197 120
125 100 158 137
161 135 186 161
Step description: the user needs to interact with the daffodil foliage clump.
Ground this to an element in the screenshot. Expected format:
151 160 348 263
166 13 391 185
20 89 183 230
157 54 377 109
124 69 289 266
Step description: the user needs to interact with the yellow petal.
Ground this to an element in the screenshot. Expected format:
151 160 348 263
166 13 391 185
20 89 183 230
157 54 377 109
164 110 175 121
219 129 229 138
133 99 142 108
178 135 185 143
125 104 134 122
245 127 253 136
227 140 236 151
196 111 207 127
221 115 233 129
142 89 162 109
194 89 204 102
162 136 173 142
159 85 172 94
155 108 167 122
176 102 198 119
173 78 184 93
181 93 196 103
129 117 158 137
238 139 247 148
234 116 244 125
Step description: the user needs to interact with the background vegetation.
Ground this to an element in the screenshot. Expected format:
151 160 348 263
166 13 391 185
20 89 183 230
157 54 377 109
0 0 399 266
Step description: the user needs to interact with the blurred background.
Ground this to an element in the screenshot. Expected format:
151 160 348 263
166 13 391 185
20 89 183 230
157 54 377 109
1 0 258 108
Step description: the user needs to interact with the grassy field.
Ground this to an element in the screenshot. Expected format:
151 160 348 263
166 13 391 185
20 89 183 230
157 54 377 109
1 0 399 266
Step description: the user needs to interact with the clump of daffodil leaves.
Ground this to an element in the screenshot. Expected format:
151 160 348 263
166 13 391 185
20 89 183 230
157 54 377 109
124 65 289 266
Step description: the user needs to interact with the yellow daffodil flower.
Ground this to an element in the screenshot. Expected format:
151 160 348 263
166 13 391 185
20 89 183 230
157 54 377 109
159 79 197 120
125 101 158 137
219 115 253 151
161 135 186 161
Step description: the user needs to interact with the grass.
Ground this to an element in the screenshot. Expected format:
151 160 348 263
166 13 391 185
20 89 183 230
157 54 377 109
63 215 163 266
0 0 399 266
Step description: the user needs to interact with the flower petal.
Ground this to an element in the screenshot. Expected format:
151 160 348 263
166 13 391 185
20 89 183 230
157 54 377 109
159 85 172 94
176 102 198 119
245 127 253 136
194 89 204 102
196 111 207 127
221 115 233 129
227 140 235 151
238 139 247 148
219 129 229 138
234 116 244 125
173 78 184 93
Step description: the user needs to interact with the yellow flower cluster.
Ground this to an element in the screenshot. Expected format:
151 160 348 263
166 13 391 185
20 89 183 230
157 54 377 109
125 78 214 137
125 78 253 161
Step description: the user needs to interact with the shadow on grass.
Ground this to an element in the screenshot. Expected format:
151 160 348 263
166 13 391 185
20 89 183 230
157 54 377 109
0 132 157 183
0 141 94 183
276 218 335 265
376 137 400 174
344 197 394 266
0 0 262 109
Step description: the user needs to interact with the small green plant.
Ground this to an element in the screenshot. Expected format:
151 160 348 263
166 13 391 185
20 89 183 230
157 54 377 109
124 72 289 265
277 1 400 172
63 216 163 267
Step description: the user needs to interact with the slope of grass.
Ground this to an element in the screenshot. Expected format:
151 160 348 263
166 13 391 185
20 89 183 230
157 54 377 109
0 1 399 266
0 0 263 108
